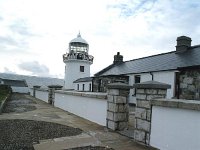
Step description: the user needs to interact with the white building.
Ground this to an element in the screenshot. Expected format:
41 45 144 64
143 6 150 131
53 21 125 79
95 36 200 103
63 33 93 90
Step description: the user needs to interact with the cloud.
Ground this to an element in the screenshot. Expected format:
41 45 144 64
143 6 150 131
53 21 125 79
3 67 16 74
18 61 50 77
9 19 34 36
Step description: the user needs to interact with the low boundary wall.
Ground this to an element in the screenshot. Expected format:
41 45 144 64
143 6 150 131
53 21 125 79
32 88 107 126
34 88 49 103
55 90 107 126
150 99 200 150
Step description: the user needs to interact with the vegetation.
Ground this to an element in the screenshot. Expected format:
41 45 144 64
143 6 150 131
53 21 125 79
0 85 11 104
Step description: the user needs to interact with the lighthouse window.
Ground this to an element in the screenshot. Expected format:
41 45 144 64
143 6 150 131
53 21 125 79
80 66 84 72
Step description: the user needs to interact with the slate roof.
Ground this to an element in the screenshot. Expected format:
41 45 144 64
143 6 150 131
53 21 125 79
73 77 93 83
95 45 200 76
0 78 28 87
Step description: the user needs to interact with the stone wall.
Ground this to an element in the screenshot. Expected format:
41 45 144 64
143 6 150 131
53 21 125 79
106 82 132 130
179 69 200 100
93 75 129 92
133 81 170 145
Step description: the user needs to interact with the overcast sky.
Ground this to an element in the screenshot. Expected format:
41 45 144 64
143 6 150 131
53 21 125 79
0 0 200 78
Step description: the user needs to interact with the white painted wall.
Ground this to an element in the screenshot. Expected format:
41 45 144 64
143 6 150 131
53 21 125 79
74 81 92 91
129 71 176 103
54 92 107 126
153 71 175 98
64 60 91 89
150 106 200 150
35 89 49 103
11 87 29 93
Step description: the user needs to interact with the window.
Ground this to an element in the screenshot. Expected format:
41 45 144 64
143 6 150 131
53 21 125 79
134 75 141 96
77 84 79 90
80 66 84 72
82 84 85 91
135 75 141 83
89 83 92 91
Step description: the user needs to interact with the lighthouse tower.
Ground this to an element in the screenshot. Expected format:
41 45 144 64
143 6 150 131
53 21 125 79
63 33 93 89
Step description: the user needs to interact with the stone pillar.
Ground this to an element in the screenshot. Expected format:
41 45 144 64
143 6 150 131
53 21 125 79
106 82 132 131
48 85 63 105
133 81 171 145
33 85 41 97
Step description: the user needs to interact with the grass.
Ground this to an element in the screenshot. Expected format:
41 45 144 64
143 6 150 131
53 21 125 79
0 86 11 104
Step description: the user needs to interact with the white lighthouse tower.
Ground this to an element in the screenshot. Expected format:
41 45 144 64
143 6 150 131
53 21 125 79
63 33 93 89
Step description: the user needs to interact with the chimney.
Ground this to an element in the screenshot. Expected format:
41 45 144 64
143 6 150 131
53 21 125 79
176 36 192 53
113 52 123 64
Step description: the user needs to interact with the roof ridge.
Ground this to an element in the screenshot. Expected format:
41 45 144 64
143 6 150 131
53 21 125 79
124 50 176 63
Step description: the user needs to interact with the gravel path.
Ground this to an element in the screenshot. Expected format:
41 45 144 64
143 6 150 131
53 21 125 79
0 119 82 150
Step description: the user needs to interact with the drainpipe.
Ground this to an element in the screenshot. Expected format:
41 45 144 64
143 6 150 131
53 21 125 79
150 72 154 81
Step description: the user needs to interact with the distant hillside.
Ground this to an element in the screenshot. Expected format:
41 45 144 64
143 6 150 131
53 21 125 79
0 73 64 88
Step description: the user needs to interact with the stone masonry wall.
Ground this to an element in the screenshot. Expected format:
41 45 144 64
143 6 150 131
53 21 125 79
179 69 200 100
134 87 168 145
106 83 131 131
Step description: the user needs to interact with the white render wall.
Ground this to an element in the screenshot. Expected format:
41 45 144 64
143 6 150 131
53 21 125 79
64 60 91 89
129 71 176 103
11 87 29 93
35 89 49 103
54 91 107 126
74 81 92 91
150 106 200 150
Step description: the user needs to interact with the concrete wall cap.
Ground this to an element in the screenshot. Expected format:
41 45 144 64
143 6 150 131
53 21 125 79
151 98 200 111
33 85 41 88
107 82 133 90
48 85 63 88
133 81 171 89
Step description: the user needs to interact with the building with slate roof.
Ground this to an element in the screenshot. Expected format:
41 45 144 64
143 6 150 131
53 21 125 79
0 78 28 93
95 36 200 103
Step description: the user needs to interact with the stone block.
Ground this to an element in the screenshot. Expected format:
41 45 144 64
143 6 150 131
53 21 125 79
107 95 114 102
147 94 164 100
107 111 114 120
146 109 151 121
114 96 127 104
107 89 119 96
180 83 187 89
146 89 158 94
136 89 145 94
183 77 193 84
118 104 128 112
135 107 147 120
134 130 145 143
108 102 118 112
146 133 150 145
119 89 129 96
107 120 117 130
118 122 128 130
136 118 150 132
114 113 127 121
137 100 151 109
136 94 146 100
158 89 167 95
188 85 195 92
